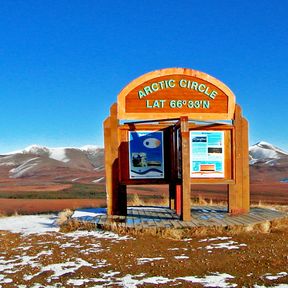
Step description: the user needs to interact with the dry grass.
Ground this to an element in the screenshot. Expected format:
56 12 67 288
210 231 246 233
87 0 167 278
59 201 288 239
191 195 227 206
0 211 6 218
128 194 228 208
56 209 73 226
128 194 169 207
252 202 288 213
60 218 97 233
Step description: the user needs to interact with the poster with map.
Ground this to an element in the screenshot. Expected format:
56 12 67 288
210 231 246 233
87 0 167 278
129 131 164 179
190 131 224 178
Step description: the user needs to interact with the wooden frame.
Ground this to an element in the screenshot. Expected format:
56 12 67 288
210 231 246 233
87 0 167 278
104 68 250 221
118 68 236 121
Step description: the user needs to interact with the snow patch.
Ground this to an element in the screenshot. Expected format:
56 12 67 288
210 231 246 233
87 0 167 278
178 273 236 287
137 257 165 265
0 214 58 235
0 162 15 166
9 157 40 178
264 272 288 280
174 255 189 260
249 141 288 162
203 241 247 250
92 177 104 183
72 208 106 218
49 148 70 163
198 237 247 251
199 237 231 242
80 145 100 151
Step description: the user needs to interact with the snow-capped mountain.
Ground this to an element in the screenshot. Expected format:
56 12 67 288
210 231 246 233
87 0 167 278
0 145 104 181
248 141 288 184
249 141 288 165
0 142 287 183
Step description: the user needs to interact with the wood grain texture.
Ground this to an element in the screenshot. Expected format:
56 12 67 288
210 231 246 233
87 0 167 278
118 68 236 120
180 116 191 221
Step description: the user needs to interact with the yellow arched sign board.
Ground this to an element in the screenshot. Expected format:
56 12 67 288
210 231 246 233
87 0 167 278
118 68 236 120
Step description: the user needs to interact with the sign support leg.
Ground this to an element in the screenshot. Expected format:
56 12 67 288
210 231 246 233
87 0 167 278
228 105 250 214
180 116 191 221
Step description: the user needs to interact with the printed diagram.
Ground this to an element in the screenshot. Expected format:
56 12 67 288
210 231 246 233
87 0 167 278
190 131 224 178
129 131 164 179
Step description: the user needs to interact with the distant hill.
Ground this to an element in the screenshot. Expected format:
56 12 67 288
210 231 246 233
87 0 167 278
0 141 287 184
249 142 288 184
0 145 105 184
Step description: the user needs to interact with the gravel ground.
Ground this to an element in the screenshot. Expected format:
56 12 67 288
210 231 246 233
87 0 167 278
0 214 287 287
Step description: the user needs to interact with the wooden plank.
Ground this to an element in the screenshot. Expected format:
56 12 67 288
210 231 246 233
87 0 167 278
229 105 243 213
110 103 121 215
241 117 250 212
103 116 112 215
117 68 236 121
180 116 191 221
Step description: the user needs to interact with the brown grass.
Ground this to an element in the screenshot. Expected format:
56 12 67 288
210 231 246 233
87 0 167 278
57 209 73 226
60 219 97 233
60 213 288 240
128 193 169 207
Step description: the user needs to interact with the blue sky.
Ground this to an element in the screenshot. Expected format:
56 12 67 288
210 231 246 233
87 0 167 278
1 0 287 153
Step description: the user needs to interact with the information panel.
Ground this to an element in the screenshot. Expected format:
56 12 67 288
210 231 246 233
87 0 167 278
190 131 224 178
129 131 164 179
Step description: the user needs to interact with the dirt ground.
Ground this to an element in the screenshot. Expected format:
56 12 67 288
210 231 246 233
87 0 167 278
0 199 106 215
0 219 287 287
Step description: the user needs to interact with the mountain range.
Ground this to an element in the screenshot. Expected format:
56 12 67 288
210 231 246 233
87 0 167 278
0 145 104 184
0 141 287 184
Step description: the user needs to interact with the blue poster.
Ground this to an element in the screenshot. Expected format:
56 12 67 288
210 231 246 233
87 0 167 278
190 131 224 178
129 131 164 179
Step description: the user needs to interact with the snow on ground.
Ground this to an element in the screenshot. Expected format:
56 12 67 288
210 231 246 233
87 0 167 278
60 272 238 287
263 272 288 280
198 237 247 251
72 207 106 218
137 257 165 265
0 213 131 241
0 214 59 235
0 212 286 287
255 285 288 288
174 255 189 260
0 213 240 287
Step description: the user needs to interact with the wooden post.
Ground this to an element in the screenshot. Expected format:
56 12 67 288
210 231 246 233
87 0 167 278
241 117 250 212
103 116 112 215
228 104 250 214
169 126 176 210
180 116 191 221
104 103 121 216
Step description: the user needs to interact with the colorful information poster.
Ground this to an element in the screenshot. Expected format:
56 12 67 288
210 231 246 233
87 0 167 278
129 131 164 179
190 131 224 178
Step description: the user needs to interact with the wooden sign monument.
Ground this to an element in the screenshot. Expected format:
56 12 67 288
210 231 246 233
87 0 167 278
104 68 250 221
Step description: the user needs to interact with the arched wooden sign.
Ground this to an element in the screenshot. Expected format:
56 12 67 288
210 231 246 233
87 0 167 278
118 68 236 120
105 67 250 221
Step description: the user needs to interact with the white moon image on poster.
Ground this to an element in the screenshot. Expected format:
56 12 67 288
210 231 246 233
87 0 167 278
143 138 161 149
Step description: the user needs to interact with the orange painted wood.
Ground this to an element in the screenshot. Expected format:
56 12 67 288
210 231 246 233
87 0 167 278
180 116 191 221
104 103 124 216
169 126 177 210
103 116 112 215
228 104 250 214
241 117 250 212
176 185 182 215
118 68 236 120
